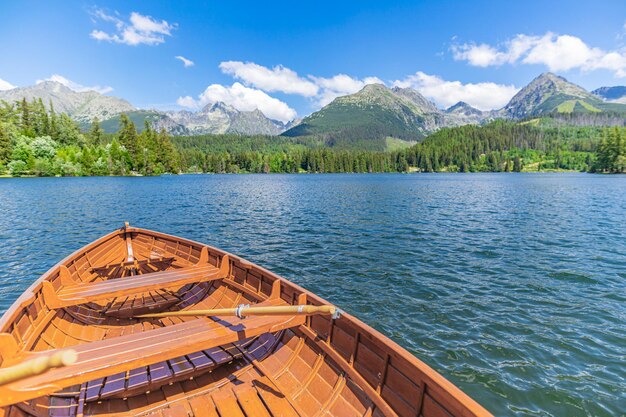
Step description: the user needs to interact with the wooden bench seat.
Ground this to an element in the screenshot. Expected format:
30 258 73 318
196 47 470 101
78 337 254 401
90 256 176 276
42 254 230 309
0 293 306 406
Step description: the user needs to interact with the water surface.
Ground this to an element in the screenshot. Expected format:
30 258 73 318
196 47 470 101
0 173 624 416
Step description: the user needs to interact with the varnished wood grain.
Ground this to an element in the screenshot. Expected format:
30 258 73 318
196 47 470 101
0 226 493 417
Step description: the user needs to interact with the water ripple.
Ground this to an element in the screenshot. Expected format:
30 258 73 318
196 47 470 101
0 173 624 417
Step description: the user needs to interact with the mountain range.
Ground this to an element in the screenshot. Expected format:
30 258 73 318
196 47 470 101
0 82 291 135
283 73 625 141
0 73 624 141
0 81 135 124
282 84 496 141
501 72 626 118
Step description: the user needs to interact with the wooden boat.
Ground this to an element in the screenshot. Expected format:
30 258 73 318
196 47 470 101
0 224 492 417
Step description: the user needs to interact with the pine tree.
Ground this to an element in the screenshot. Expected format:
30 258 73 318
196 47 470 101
0 123 11 166
157 128 177 173
19 98 33 136
33 98 49 136
89 118 104 145
141 120 158 174
48 100 59 140
117 114 139 170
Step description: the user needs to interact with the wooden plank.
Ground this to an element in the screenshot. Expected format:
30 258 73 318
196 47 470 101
149 361 173 385
168 356 195 378
233 385 272 417
0 303 306 406
187 351 214 371
42 257 229 309
212 390 245 417
85 378 104 402
188 395 219 417
299 325 400 417
48 396 76 417
421 393 454 417
126 367 149 392
203 346 234 365
91 257 176 273
100 372 127 399
254 378 300 417
160 404 188 417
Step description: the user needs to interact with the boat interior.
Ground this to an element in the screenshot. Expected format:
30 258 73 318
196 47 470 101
0 225 490 417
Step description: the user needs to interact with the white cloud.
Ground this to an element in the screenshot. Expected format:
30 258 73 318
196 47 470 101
216 61 383 108
393 72 518 110
176 96 197 108
453 43 505 67
90 9 176 46
178 61 384 120
0 78 16 91
219 61 319 96
452 32 626 77
177 82 296 122
310 74 384 106
36 74 113 94
175 56 194 68
451 34 538 67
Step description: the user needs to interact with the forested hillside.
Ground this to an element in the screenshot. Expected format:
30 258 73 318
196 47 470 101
0 99 176 176
0 99 624 176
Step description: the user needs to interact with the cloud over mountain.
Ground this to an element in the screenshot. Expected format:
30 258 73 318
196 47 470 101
36 74 113 94
176 82 296 123
393 72 519 111
219 61 319 96
452 32 626 77
311 74 384 107
0 78 15 91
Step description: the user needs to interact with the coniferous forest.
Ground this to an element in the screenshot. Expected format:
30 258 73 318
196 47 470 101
0 99 624 176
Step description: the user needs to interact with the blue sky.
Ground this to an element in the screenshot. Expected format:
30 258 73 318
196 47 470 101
0 0 625 121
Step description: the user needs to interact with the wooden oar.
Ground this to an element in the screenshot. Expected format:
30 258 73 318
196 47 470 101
135 304 339 319
0 350 77 386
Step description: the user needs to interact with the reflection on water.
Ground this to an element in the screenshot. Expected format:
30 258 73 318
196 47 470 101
0 173 624 417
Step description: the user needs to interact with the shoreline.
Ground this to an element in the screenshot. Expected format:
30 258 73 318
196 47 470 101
2 170 620 179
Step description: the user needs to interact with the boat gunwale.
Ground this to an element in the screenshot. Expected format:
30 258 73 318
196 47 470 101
0 225 493 417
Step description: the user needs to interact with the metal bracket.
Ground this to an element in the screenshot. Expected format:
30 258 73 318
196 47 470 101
331 308 344 320
235 304 250 319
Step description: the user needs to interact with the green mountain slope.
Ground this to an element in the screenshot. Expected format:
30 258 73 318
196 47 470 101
282 84 447 150
503 73 626 118
95 111 166 133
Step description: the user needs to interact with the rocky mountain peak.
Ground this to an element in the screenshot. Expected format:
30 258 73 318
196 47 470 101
446 101 482 115
0 81 135 123
154 101 286 136
360 83 388 93
201 101 238 114
502 72 599 118
527 72 590 97
33 80 73 93
391 86 440 114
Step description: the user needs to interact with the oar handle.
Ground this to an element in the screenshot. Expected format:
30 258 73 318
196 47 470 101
136 304 340 319
237 304 337 317
0 350 78 386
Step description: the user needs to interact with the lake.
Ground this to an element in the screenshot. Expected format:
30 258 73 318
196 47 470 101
0 173 624 416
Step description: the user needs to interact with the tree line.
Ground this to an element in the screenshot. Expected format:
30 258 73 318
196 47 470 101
0 99 177 176
593 126 626 173
0 98 624 176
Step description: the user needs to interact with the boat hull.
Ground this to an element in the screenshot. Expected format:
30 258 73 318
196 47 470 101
0 226 492 417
